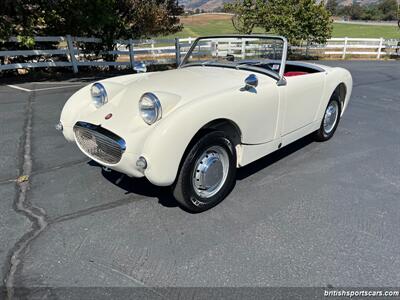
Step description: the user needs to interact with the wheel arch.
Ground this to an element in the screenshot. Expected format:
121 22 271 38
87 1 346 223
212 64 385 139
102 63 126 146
142 115 242 187
331 82 347 112
196 118 242 146
173 118 242 185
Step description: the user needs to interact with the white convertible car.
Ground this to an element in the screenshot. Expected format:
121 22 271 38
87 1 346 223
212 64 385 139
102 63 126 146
58 35 352 212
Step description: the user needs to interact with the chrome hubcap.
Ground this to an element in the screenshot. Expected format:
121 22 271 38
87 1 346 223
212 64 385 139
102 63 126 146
323 101 339 134
192 146 229 199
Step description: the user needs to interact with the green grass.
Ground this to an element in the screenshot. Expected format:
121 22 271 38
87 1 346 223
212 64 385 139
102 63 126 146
161 19 400 40
332 23 400 39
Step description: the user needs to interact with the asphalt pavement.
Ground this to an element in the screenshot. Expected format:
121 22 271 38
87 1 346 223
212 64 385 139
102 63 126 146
0 61 399 299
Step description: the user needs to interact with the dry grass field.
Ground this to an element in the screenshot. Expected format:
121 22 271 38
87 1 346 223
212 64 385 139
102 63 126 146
180 13 233 26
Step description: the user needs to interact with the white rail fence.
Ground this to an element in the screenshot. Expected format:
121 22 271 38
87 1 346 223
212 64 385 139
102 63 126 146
322 37 398 59
0 36 399 73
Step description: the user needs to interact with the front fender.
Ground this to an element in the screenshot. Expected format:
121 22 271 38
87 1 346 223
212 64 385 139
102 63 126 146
142 97 238 186
141 75 279 186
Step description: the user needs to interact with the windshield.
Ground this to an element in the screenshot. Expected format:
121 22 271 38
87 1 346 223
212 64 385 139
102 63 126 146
180 35 287 78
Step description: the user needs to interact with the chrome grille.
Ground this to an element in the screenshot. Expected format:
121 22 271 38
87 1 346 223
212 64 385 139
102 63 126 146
73 122 126 165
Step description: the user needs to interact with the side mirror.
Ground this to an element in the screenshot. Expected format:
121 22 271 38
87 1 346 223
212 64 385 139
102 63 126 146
134 62 147 73
226 54 235 62
243 74 258 91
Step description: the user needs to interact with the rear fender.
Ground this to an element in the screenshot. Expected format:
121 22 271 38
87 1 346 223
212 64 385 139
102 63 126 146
317 68 353 120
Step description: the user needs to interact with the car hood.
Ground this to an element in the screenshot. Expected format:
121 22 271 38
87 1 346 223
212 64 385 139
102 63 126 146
108 66 250 105
80 66 253 128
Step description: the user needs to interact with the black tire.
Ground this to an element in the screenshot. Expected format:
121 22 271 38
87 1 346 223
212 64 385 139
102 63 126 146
173 131 236 213
314 97 342 142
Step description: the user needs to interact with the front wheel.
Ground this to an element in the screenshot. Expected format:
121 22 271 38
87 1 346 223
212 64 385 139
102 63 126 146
173 131 236 213
314 98 341 142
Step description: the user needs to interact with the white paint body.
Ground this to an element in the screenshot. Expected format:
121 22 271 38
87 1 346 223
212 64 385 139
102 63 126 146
60 62 352 186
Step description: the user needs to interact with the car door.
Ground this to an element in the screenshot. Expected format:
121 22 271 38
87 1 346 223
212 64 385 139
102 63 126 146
236 73 281 145
280 72 326 136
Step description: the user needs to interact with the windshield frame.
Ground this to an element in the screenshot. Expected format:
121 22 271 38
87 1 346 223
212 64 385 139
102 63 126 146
179 35 288 84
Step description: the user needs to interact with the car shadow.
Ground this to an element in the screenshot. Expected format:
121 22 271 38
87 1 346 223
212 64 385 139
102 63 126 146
87 160 178 208
89 133 315 209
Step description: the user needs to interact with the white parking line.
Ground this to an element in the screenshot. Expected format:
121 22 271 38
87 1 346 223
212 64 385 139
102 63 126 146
33 82 84 85
7 85 32 92
34 85 83 91
7 84 83 92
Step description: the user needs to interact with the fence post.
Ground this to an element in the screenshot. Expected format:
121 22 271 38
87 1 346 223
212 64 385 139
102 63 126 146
128 38 135 70
342 37 348 59
305 40 310 57
66 35 78 73
377 37 384 59
241 39 246 59
175 38 181 67
151 41 155 59
397 40 400 56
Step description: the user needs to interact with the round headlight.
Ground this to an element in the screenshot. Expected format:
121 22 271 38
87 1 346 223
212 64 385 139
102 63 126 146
91 83 108 108
139 93 162 125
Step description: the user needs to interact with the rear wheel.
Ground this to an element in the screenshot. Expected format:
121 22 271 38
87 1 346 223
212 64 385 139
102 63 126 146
314 98 341 142
173 131 236 213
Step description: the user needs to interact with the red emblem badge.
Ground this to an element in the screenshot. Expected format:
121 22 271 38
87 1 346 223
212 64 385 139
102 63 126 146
105 113 113 120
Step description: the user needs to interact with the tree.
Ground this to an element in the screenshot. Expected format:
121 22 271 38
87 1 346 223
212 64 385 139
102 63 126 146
258 0 297 37
224 0 264 34
0 0 184 45
338 3 363 20
0 1 51 44
378 0 398 20
225 0 332 45
262 0 333 45
336 0 398 21
326 0 339 16
361 5 383 21
293 0 333 45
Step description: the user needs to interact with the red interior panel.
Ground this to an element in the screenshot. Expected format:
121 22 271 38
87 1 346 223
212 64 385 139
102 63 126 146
284 71 308 77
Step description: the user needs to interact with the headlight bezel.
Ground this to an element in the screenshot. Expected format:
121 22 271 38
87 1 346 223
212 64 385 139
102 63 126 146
91 83 108 108
139 92 162 125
